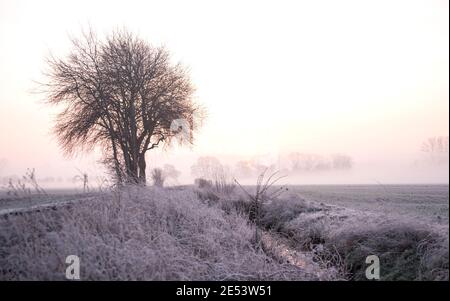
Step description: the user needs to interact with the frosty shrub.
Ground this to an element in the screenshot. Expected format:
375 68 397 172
0 186 315 280
194 178 213 189
259 196 322 233
326 222 449 281
262 197 449 281
194 178 219 203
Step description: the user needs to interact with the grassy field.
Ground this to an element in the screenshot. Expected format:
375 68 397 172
0 187 331 280
0 184 448 280
290 185 449 225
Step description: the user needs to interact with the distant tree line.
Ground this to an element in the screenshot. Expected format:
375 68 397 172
191 153 353 181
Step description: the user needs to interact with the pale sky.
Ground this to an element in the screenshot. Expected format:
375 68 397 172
0 0 448 186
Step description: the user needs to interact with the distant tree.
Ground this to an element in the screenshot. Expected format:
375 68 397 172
234 160 254 178
190 156 223 181
289 152 327 172
421 136 449 154
332 154 353 170
42 28 203 185
73 169 90 192
421 136 449 165
191 156 235 194
289 152 352 172
151 168 165 187
162 164 181 185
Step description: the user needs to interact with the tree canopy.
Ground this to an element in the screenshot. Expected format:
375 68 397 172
43 28 203 184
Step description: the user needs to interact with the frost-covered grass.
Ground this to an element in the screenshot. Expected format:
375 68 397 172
250 194 449 281
291 185 449 224
0 186 317 280
1 185 447 280
323 222 449 280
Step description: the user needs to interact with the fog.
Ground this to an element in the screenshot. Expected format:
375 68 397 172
0 0 448 187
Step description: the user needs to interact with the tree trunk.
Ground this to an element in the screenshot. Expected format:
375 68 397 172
110 138 122 184
129 159 139 184
138 153 147 184
129 95 140 184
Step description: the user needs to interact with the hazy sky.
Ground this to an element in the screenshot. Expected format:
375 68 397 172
0 0 448 185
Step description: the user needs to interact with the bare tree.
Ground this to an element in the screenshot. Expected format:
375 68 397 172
421 136 449 154
151 168 165 187
191 156 235 195
288 152 352 172
190 156 223 181
331 154 353 170
421 136 449 165
162 164 180 185
289 152 327 172
234 160 254 178
73 169 90 192
42 28 203 185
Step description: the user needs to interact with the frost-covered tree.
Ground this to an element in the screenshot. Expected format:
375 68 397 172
42 28 203 185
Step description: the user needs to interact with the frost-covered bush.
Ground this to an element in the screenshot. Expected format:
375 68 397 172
266 197 449 281
219 197 253 217
326 222 449 281
0 186 314 280
194 187 220 203
259 195 322 232
283 212 329 249
194 178 213 189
